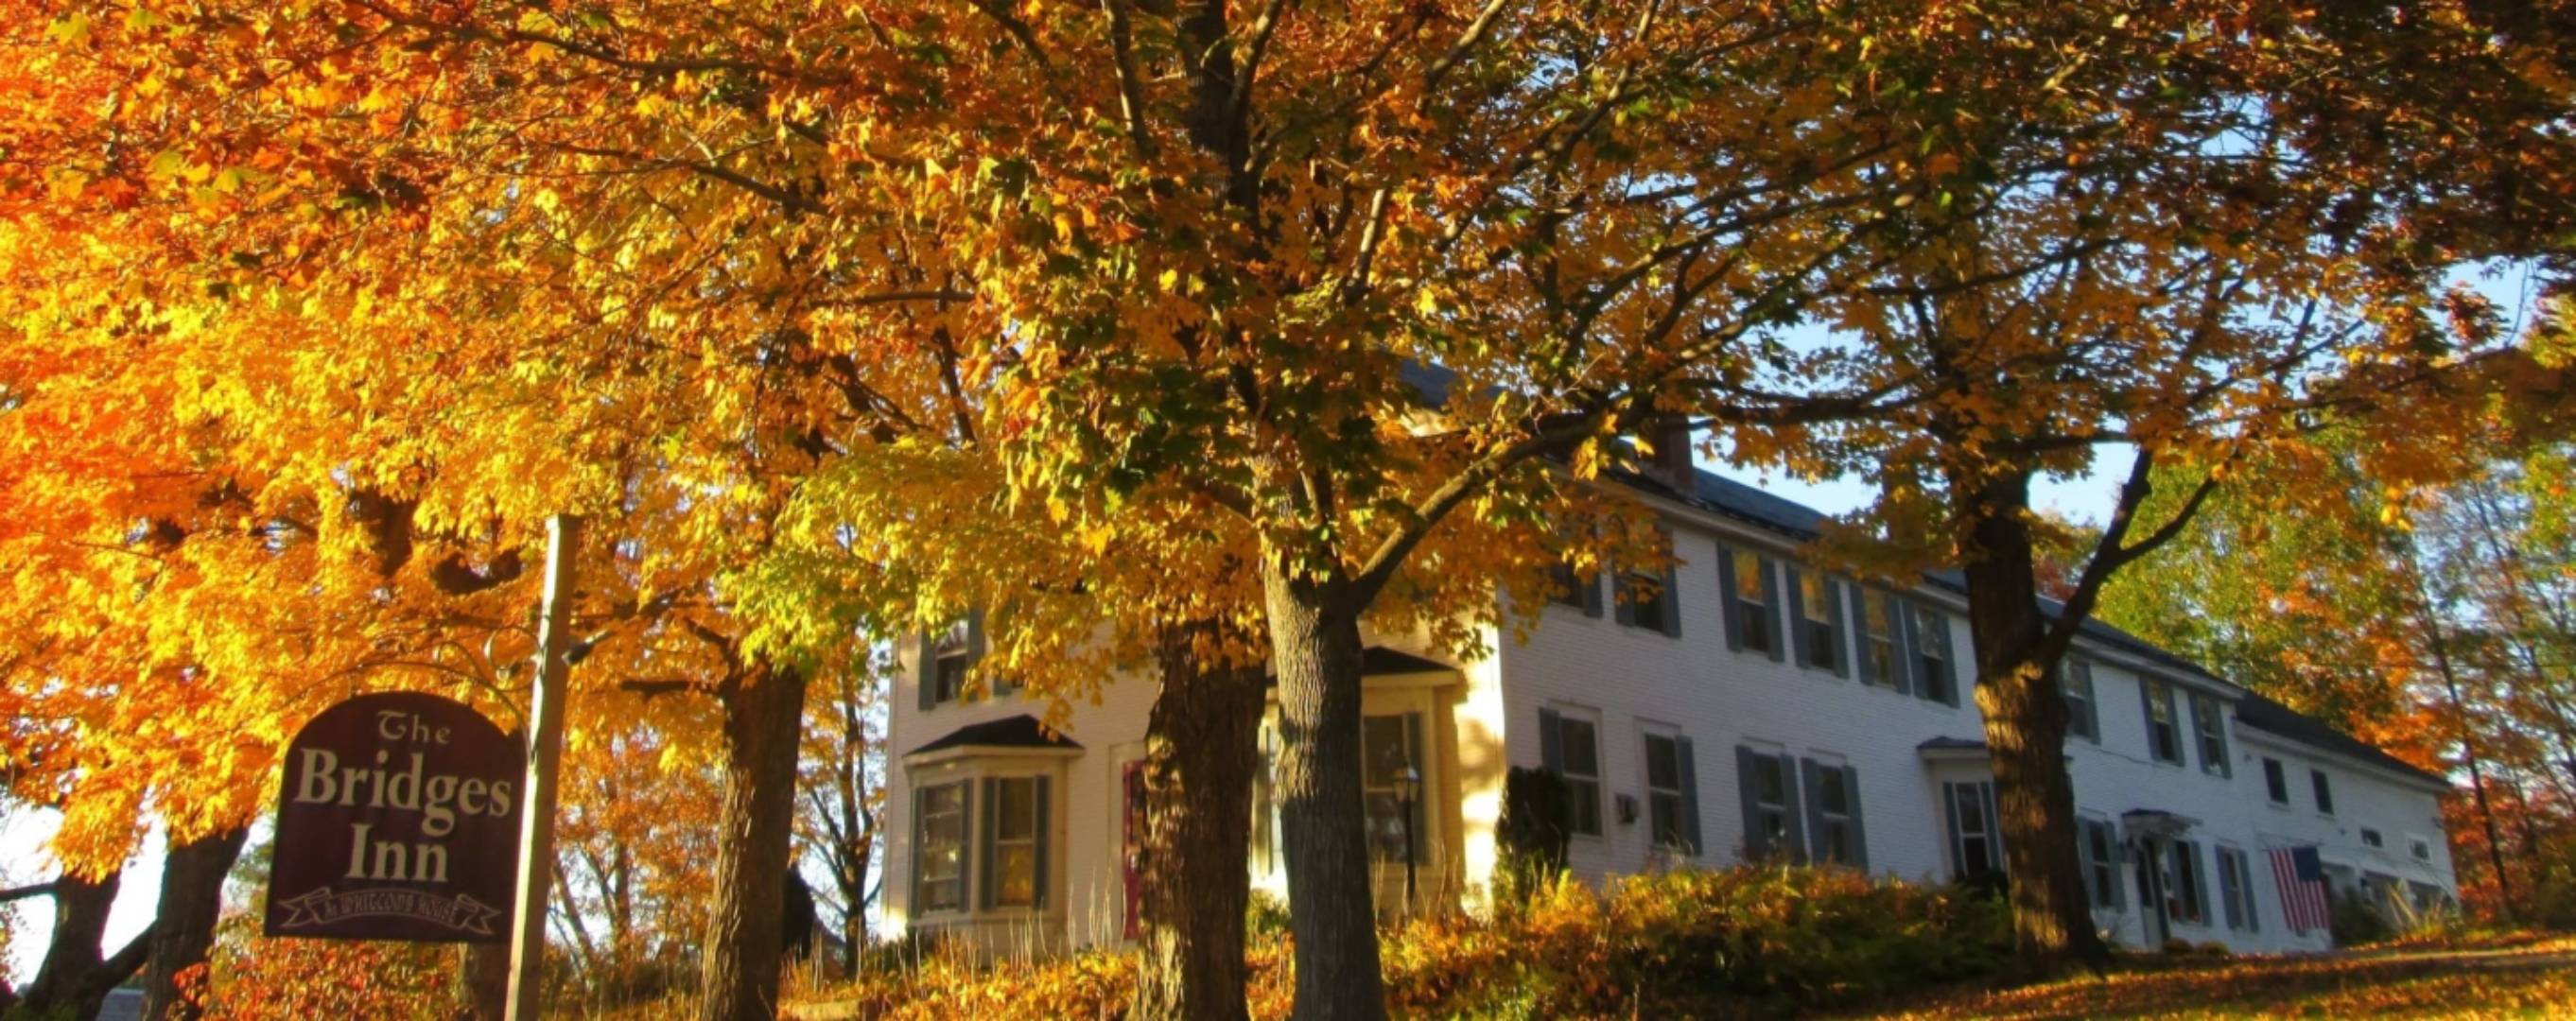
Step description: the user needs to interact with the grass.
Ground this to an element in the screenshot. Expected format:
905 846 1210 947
1840 933 2576 1020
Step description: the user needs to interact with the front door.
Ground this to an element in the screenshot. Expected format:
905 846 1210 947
2134 839 2170 946
1361 701 1434 919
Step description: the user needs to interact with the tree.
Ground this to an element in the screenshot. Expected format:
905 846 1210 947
1710 3 2575 974
796 652 887 980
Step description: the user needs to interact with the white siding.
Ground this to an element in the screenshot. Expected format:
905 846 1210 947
878 487 2459 958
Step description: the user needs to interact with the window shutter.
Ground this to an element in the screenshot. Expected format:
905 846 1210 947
1778 752 1809 862
1579 571 1605 618
1539 708 1564 774
2108 826 2128 909
2192 843 2213 923
2239 850 2258 932
1677 736 1703 857
1799 757 1828 862
2076 820 2099 909
1716 547 1743 651
2219 848 2243 930
2076 661 2100 742
1734 745 1767 858
1612 563 1637 628
1842 764 1868 870
1035 776 1053 909
1661 559 1683 638
916 633 939 711
1824 578 1850 677
1760 559 1786 662
1941 783 1965 876
954 782 974 914
1892 597 1919 697
1979 785 2002 874
978 778 999 910
1784 564 1812 668
2139 680 2160 759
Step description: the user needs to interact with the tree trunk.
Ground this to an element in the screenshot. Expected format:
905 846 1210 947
1958 469 2113 978
464 943 512 1021
141 825 250 1020
1261 556 1386 1021
23 867 153 1019
1133 620 1268 1021
698 663 810 1021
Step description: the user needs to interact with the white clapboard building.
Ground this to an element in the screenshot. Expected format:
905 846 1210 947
879 458 2457 956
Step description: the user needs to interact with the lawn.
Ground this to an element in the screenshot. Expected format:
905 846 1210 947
1847 934 2576 1020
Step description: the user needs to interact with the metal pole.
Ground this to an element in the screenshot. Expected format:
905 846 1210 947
507 514 580 1021
1401 767 1419 912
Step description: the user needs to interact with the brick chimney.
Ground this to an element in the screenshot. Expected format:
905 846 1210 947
1645 413 1696 490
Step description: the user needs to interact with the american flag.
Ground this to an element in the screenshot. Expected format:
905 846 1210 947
2270 845 2330 932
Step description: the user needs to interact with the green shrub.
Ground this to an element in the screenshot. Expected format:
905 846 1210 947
1383 864 2011 1017
2330 888 2396 946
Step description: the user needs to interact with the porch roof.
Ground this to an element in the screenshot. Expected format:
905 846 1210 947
908 713 1083 757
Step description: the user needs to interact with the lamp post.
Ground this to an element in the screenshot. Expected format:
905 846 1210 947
1398 764 1421 912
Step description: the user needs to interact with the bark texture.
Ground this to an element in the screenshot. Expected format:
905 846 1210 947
22 868 151 1019
1958 470 2113 978
141 825 250 1020
1133 621 1268 1021
464 943 512 1021
698 663 811 1021
1261 559 1385 1021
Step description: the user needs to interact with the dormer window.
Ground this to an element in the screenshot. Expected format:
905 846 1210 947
921 612 991 709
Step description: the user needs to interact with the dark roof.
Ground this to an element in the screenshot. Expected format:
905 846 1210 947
1399 360 2427 787
908 714 1082 757
1363 646 1453 675
1917 735 1988 753
2235 692 2446 787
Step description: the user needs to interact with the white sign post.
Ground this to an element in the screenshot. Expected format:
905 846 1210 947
506 514 579 1020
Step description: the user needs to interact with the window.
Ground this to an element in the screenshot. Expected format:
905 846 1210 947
2189 692 2231 776
2144 681 2184 765
2311 769 2335 815
1731 550 1776 655
2360 828 2384 849
2410 835 2433 862
2263 757 2289 805
1548 562 1601 615
1915 606 1956 704
1362 714 1425 862
914 782 967 913
985 776 1044 909
1945 781 2000 881
2168 840 2208 925
923 613 986 707
1793 570 1845 674
1857 590 1900 687
2081 819 2121 909
2063 659 2098 743
2216 847 2258 931
1643 733 1689 852
1749 753 1797 856
1614 533 1680 636
1557 714 1603 837
1810 763 1857 865
1618 569 1674 633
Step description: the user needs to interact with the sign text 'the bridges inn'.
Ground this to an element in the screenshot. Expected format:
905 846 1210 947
264 692 525 943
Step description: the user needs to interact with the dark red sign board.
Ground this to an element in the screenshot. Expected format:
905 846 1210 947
264 692 525 943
